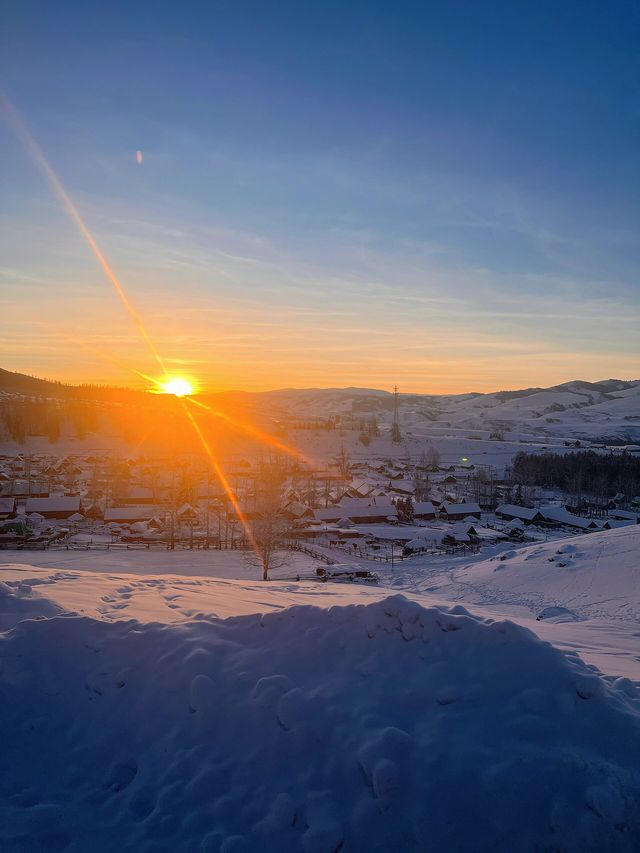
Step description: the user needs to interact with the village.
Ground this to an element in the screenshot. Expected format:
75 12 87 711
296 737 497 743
1 439 638 571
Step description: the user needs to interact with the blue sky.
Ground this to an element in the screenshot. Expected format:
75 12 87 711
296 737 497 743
1 1 639 391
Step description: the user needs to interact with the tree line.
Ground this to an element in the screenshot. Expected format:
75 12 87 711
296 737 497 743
509 450 640 502
0 398 100 442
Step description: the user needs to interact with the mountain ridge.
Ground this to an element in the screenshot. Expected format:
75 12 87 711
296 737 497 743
1 367 638 401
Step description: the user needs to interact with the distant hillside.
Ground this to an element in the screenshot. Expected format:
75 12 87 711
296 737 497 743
1 368 639 442
0 369 143 402
0 368 70 397
251 379 640 443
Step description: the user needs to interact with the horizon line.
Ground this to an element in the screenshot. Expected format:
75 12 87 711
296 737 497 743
1 366 639 399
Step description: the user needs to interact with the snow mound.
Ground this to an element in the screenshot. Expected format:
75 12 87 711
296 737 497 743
1 596 640 851
536 606 583 623
0 578 68 629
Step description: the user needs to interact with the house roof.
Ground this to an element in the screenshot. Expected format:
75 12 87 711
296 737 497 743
104 506 160 522
26 496 80 513
609 509 639 521
441 501 481 515
389 480 414 494
314 505 398 523
283 501 313 518
338 496 393 508
452 521 477 535
176 503 197 517
496 504 542 522
539 506 599 529
412 501 436 515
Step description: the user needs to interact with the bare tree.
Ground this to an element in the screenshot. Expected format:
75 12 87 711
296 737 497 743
246 463 289 581
424 446 440 471
413 452 431 501
337 442 350 478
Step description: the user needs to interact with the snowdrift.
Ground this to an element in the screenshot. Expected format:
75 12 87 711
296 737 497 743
1 595 640 852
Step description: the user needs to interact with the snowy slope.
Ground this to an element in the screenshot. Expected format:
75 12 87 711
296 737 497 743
1 590 640 852
445 525 640 623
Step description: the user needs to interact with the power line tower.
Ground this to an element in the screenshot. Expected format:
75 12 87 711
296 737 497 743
391 385 402 444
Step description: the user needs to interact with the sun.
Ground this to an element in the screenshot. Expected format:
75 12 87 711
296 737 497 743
160 377 195 397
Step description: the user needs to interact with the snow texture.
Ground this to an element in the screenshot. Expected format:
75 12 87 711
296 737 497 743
1 591 640 851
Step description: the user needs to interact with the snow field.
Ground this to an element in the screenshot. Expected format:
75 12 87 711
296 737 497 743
1 594 640 851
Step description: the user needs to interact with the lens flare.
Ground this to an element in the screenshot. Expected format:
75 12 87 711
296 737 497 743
160 377 195 397
181 401 260 557
0 94 167 376
186 395 315 466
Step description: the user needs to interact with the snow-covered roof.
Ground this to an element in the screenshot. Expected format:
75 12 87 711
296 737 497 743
440 501 481 515
412 501 436 515
25 496 80 514
609 509 639 522
496 504 542 522
338 495 393 508
104 506 160 522
315 505 399 523
539 507 599 530
176 503 197 517
452 522 477 535
349 480 376 496
604 519 636 529
283 501 313 518
389 480 414 494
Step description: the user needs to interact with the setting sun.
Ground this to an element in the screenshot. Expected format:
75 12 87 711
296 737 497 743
160 377 195 397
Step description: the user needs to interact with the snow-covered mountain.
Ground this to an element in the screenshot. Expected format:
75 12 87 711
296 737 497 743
256 379 640 442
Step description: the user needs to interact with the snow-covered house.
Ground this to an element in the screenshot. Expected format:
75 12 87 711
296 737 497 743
539 507 601 531
412 501 436 521
609 509 639 524
496 504 544 525
314 501 398 525
388 480 414 495
348 480 377 498
6 480 49 498
439 501 481 521
282 501 314 521
25 496 81 519
176 503 198 521
505 518 526 536
104 506 160 523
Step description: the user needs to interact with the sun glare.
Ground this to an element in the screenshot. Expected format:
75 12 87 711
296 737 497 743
160 377 195 397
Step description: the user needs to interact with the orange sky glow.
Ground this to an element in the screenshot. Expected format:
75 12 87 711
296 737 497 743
2 97 638 397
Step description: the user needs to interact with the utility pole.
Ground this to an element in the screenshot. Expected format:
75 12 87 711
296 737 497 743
391 385 402 444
